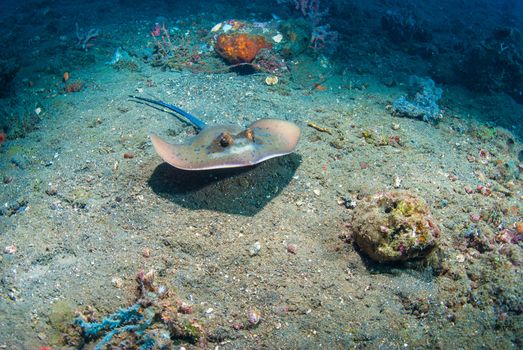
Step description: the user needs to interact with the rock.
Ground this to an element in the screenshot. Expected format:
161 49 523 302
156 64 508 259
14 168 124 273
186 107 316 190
391 76 443 123
249 241 261 256
351 191 440 262
277 18 311 58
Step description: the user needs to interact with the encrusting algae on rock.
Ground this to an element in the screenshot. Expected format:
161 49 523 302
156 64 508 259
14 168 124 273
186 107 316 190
351 191 441 262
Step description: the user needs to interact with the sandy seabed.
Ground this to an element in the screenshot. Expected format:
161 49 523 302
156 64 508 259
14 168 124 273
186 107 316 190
0 2 522 349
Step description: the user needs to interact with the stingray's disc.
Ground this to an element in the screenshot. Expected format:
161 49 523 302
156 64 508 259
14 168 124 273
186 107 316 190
150 119 300 170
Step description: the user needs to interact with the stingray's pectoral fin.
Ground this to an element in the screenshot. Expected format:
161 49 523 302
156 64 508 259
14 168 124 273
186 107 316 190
151 133 240 171
150 134 191 170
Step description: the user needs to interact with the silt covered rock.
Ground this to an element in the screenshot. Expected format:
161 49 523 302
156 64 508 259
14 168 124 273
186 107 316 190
352 191 440 262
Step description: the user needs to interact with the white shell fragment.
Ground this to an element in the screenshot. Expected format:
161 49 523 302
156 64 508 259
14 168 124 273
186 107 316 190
211 22 222 32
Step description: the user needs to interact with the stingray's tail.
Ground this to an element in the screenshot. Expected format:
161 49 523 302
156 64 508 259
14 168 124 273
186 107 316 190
129 95 206 130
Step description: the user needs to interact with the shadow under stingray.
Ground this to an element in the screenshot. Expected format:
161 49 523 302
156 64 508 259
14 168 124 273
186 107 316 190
148 153 302 216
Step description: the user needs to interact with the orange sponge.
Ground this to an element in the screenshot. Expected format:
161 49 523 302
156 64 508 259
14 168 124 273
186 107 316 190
215 33 272 64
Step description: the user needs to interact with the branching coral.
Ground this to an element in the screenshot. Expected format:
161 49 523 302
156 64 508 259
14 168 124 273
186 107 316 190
75 23 99 51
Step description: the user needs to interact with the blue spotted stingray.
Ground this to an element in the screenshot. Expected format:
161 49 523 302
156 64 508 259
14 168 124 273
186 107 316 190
132 96 301 170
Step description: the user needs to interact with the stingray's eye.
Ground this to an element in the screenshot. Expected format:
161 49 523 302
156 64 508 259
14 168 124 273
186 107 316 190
244 128 254 141
219 132 235 147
